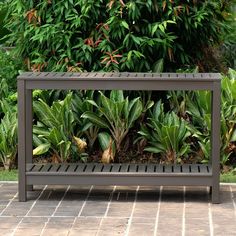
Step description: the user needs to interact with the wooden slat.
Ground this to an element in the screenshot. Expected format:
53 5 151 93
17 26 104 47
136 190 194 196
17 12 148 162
128 164 137 172
138 164 146 173
93 163 104 172
147 164 155 173
120 164 129 172
190 164 199 173
49 164 61 172
57 164 69 172
199 165 209 174
111 164 121 172
40 164 52 172
66 164 78 173
173 165 182 173
75 163 86 173
27 164 35 172
158 164 165 173
84 163 95 172
102 164 112 172
182 164 190 173
30 164 44 172
164 165 173 173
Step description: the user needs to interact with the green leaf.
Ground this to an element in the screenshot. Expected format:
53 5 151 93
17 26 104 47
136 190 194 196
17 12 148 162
121 21 129 30
144 147 162 153
128 99 142 128
81 112 109 128
230 129 236 142
33 143 50 156
98 132 111 151
153 58 164 73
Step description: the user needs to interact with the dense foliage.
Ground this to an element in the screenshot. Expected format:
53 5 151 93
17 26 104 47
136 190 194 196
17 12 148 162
0 52 236 171
5 0 234 72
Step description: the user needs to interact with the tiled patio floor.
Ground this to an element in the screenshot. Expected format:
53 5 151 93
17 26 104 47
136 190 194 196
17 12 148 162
0 183 235 236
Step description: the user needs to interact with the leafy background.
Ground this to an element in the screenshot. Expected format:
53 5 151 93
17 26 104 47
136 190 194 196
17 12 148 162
0 0 236 173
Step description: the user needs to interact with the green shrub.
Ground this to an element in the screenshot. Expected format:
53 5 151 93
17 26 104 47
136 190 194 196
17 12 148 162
0 49 24 90
5 0 234 72
0 108 17 170
138 100 192 164
33 93 87 162
82 90 143 160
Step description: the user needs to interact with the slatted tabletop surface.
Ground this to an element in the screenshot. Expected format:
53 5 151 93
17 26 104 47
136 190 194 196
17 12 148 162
18 72 221 81
26 163 212 176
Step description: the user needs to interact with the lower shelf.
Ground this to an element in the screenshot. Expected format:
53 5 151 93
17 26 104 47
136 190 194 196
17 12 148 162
26 163 212 177
25 163 214 186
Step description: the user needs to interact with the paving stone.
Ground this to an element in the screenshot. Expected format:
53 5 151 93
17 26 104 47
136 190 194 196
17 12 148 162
1 205 33 217
0 183 236 236
54 206 83 216
18 218 48 229
27 206 56 216
97 230 125 236
69 229 98 236
0 228 14 236
45 217 75 228
14 228 42 236
106 202 133 217
129 223 155 236
98 217 128 231
41 228 70 236
72 217 102 230
80 202 108 216
0 217 22 229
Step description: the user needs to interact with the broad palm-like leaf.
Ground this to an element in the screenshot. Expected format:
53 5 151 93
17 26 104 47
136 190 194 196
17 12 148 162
139 101 191 164
81 90 143 156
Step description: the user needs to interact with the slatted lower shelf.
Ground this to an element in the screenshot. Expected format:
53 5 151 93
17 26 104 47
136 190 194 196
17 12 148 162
25 163 213 186
26 163 212 176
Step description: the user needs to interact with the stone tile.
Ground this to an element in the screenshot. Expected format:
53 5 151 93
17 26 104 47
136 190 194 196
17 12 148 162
0 205 6 212
106 203 133 217
18 217 49 228
133 202 158 218
136 190 160 202
27 206 56 216
45 217 75 229
54 206 82 216
72 217 102 230
0 217 22 229
156 220 182 236
1 205 33 216
131 217 155 224
129 223 155 236
97 230 125 236
14 228 43 236
80 202 108 217
69 229 98 236
185 219 210 234
41 228 70 236
98 217 128 231
0 228 14 236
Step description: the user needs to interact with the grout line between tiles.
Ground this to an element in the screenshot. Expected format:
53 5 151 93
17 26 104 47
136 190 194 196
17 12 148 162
229 186 236 217
66 186 93 236
25 185 47 217
40 186 70 236
11 185 48 236
208 188 214 236
182 186 186 236
0 192 18 216
96 186 116 236
153 186 162 236
124 186 139 236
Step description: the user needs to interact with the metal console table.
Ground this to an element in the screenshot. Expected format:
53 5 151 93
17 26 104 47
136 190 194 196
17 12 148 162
17 72 221 202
